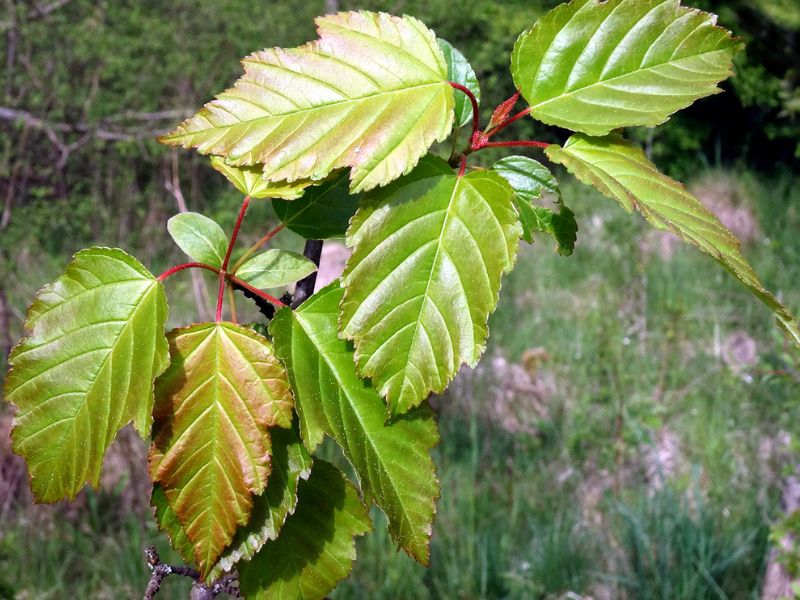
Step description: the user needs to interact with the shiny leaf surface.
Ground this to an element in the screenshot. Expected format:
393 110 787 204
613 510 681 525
235 250 318 289
546 133 800 346
239 460 371 600
270 284 440 564
340 156 521 415
511 0 743 135
3 247 169 502
149 322 294 577
272 173 361 239
492 155 577 254
438 38 480 128
161 12 454 192
167 212 228 267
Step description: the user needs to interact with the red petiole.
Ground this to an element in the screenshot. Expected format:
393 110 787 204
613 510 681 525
216 195 251 321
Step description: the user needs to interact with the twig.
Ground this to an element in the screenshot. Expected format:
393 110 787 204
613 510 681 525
291 239 323 308
143 546 241 600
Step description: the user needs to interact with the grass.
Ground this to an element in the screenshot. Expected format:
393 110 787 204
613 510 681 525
1 168 799 598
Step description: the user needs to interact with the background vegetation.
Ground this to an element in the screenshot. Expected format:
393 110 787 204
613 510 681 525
1 0 798 598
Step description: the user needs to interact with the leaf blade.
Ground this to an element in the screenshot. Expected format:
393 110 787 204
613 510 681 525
546 133 800 346
148 322 294 577
511 0 743 135
238 460 371 600
272 173 361 239
438 38 480 128
235 249 318 290
270 284 440 564
3 247 169 502
167 212 228 267
162 12 454 192
340 156 522 414
210 157 315 200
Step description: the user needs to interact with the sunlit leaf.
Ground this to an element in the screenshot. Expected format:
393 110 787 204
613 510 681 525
238 460 371 600
235 250 317 290
270 284 439 564
492 155 577 254
167 212 228 267
438 38 480 128
546 133 800 346
210 157 314 200
149 322 294 577
511 0 743 135
272 173 361 239
162 12 454 192
340 156 521 415
3 248 169 502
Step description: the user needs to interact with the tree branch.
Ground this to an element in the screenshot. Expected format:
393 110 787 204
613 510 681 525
142 546 241 600
291 239 324 308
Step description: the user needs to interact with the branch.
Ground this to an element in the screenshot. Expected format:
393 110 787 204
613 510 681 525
142 546 241 600
291 239 324 308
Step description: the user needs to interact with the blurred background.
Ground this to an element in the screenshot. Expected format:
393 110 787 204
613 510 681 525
1 0 799 598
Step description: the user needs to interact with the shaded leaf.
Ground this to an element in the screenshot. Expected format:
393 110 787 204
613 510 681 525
272 173 361 239
340 156 521 415
546 133 800 346
209 427 313 580
3 247 169 502
235 250 318 289
492 155 577 254
438 38 480 128
210 157 314 200
270 284 439 564
238 460 371 600
149 322 294 577
167 212 228 267
162 12 454 193
511 0 743 135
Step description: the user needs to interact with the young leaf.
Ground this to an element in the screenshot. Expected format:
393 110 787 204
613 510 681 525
511 0 743 136
486 91 520 132
492 155 578 254
272 173 361 239
210 157 314 200
209 427 313 580
438 38 480 128
149 322 294 577
161 12 455 193
3 247 168 502
235 250 318 290
238 460 371 600
167 212 228 267
340 156 522 415
270 284 440 565
546 133 800 346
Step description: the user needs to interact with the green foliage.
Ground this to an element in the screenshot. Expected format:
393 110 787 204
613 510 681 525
340 156 521 414
511 0 743 135
4 248 169 502
3 3 799 599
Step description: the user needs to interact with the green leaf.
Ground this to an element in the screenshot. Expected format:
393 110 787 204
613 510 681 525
339 156 522 415
438 38 480 128
149 322 294 577
151 484 195 566
209 427 313 580
210 156 314 200
492 156 577 254
270 284 440 564
238 460 371 600
511 0 744 136
167 212 228 267
3 247 169 502
546 133 800 346
235 250 318 290
272 173 361 239
161 12 454 193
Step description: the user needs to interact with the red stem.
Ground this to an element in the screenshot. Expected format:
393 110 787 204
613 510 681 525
485 107 532 138
157 262 219 281
481 140 550 149
217 195 251 321
228 275 286 308
449 81 480 140
458 155 467 177
231 222 285 274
